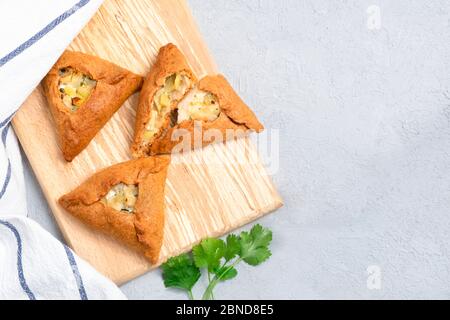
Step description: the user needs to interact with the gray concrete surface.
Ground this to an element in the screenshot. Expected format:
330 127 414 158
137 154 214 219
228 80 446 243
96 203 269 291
24 0 450 299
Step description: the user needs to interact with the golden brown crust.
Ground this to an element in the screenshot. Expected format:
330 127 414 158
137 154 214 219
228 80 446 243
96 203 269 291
58 156 170 264
147 74 264 155
131 43 196 158
43 51 144 161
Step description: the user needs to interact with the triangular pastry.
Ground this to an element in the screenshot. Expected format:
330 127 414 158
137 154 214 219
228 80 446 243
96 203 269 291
59 156 170 264
131 44 264 157
131 43 197 157
43 51 143 161
147 74 265 155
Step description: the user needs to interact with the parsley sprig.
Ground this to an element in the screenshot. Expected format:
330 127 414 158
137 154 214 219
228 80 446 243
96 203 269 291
161 224 273 300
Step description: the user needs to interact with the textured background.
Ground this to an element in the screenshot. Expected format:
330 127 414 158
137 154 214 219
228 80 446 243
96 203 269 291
24 0 450 299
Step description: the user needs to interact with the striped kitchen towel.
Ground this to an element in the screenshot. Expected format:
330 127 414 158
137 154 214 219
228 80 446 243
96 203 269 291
0 0 126 299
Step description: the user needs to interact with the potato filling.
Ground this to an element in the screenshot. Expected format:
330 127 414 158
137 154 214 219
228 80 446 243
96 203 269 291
177 88 220 123
101 183 138 213
58 68 97 112
143 72 191 142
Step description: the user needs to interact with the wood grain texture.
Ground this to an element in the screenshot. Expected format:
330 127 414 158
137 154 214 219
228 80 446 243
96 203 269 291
12 0 282 284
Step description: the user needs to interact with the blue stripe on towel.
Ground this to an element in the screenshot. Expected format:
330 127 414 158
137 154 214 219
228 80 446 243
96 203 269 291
0 125 11 200
2 123 10 145
63 245 88 300
0 112 15 129
0 0 91 67
0 160 11 200
0 220 36 300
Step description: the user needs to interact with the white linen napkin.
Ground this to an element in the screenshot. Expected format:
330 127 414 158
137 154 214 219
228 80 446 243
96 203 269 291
0 0 126 299
0 216 125 300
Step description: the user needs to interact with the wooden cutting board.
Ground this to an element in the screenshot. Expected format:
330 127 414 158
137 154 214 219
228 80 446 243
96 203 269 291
12 0 282 284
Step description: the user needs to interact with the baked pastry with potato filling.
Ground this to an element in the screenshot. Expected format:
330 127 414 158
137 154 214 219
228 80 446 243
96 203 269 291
58 68 97 112
102 183 138 213
176 89 220 123
43 51 143 161
143 71 193 142
59 156 170 264
131 43 196 157
131 43 264 157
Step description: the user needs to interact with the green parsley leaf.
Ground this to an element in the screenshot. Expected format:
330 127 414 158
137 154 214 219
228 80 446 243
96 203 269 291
192 238 226 272
161 253 201 291
239 224 273 266
161 224 273 300
214 266 238 281
223 234 241 261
